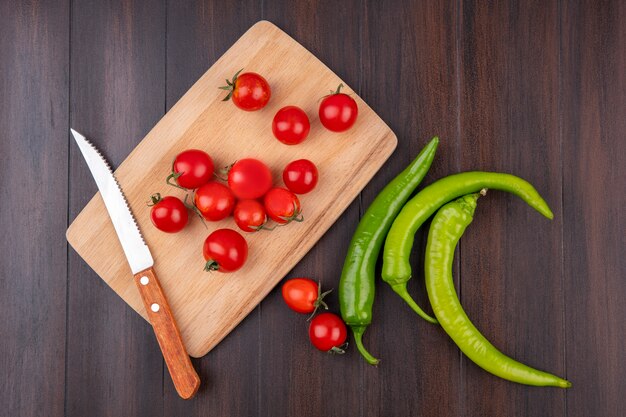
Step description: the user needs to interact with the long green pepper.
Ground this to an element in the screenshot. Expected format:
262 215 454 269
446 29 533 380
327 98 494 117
425 194 571 387
382 172 554 311
339 137 439 365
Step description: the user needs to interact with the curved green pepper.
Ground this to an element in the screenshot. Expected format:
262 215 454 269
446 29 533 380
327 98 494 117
382 172 553 311
425 193 570 387
339 137 439 365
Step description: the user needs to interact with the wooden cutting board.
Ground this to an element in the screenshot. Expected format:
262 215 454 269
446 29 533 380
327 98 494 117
66 20 397 358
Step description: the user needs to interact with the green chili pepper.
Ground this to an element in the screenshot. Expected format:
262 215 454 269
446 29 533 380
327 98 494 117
382 172 553 313
424 193 571 387
339 137 440 365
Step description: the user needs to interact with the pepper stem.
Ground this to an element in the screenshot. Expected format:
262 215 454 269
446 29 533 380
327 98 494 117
351 326 379 365
391 283 439 324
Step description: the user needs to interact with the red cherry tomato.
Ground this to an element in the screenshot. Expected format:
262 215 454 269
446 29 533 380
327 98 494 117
272 106 311 145
203 229 248 272
233 199 268 232
281 278 330 314
194 181 235 221
148 194 188 233
168 149 214 190
227 158 273 200
263 187 302 224
319 84 358 132
220 70 271 111
283 159 319 194
308 313 348 353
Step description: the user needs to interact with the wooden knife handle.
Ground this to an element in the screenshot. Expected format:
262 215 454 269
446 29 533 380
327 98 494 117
134 267 200 399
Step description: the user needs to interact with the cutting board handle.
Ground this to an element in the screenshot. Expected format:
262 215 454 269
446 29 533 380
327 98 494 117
134 267 200 399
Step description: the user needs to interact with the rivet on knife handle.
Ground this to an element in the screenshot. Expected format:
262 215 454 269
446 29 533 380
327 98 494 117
134 267 200 399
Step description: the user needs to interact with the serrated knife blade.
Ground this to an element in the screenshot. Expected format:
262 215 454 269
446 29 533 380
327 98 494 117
71 128 153 274
70 128 200 399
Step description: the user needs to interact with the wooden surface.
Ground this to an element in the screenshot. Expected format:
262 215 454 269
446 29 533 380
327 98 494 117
65 20 397 358
1 1 624 416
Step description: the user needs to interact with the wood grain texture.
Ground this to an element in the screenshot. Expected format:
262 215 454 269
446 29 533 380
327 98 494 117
66 21 397 358
1 1 625 416
561 0 626 416
458 1 567 416
134 267 200 399
66 0 166 416
0 1 69 417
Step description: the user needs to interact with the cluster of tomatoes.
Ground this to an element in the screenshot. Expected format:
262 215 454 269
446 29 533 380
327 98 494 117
148 150 318 272
148 69 357 274
222 70 355 352
221 69 359 139
282 278 348 353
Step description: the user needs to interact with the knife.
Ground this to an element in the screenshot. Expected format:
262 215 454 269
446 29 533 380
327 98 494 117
70 128 200 399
